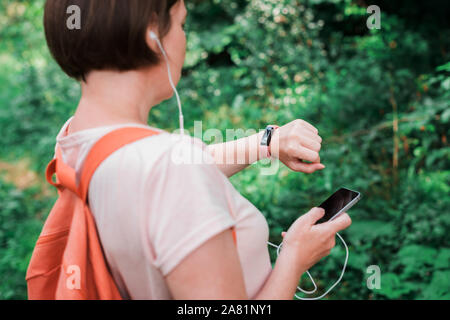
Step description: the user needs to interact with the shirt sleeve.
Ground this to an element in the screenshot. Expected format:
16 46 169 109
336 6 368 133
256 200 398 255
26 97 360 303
143 136 237 277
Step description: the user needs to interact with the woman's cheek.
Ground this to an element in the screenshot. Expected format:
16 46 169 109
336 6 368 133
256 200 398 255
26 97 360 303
179 36 187 70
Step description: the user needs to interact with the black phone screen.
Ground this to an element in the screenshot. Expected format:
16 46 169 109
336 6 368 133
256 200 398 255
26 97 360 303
315 188 360 224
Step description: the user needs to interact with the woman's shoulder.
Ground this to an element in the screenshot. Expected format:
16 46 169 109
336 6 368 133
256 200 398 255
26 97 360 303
90 132 230 207
97 131 218 178
55 117 210 172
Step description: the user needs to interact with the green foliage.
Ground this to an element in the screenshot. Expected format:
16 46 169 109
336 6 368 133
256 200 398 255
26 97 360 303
0 179 49 299
0 0 449 299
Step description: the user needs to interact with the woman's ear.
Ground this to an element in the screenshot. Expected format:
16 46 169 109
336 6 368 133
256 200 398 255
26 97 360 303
145 25 160 53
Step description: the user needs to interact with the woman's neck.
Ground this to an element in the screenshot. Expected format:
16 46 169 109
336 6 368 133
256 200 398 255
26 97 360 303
69 68 165 134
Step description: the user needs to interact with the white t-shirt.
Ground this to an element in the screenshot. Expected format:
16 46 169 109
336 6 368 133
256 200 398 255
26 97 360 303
55 117 273 299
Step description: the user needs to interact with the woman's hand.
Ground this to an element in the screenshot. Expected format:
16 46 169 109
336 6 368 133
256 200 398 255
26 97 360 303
280 207 352 273
270 119 325 173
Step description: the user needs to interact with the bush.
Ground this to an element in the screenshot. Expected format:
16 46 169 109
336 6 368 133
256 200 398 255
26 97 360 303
0 178 50 299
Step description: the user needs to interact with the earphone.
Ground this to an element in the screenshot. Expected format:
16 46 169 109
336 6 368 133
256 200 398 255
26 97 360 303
267 233 348 300
149 31 185 136
149 30 348 300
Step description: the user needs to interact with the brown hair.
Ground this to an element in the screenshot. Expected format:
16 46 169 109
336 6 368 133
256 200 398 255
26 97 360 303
44 0 180 81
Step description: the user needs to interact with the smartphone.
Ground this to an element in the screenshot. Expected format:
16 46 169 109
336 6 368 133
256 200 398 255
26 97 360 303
315 188 361 224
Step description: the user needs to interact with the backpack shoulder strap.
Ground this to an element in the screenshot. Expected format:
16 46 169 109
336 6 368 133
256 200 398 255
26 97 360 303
78 127 160 202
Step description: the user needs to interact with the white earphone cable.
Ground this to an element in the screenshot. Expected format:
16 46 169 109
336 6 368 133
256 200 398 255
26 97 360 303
149 31 185 136
267 232 348 300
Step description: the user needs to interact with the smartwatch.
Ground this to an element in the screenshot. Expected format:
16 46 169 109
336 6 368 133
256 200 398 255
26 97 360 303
260 125 279 159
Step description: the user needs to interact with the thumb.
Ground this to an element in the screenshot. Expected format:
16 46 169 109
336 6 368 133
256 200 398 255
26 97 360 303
305 207 326 225
328 213 352 233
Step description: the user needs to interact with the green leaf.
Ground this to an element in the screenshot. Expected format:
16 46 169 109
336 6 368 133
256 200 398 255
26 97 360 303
421 271 450 299
434 249 450 270
376 273 416 299
436 62 450 72
347 220 396 242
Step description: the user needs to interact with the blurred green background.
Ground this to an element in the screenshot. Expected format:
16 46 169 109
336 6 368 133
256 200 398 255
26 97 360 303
0 0 449 299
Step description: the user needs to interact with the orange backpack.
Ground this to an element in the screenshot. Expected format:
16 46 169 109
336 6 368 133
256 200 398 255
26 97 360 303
25 127 161 299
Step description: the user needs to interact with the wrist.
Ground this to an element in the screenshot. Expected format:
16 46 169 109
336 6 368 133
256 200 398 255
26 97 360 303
268 125 279 158
279 241 308 276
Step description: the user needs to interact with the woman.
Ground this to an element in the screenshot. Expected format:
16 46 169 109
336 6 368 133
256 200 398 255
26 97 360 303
44 0 351 299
